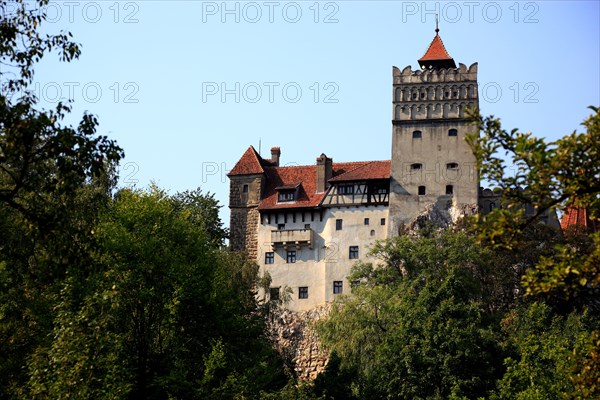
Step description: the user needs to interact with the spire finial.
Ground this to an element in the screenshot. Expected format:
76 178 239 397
435 14 439 34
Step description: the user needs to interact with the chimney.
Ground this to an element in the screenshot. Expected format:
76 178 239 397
271 147 281 166
316 153 333 193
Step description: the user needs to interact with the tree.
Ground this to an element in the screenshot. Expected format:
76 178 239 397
466 107 600 398
24 187 287 399
491 302 596 400
316 230 505 399
1 2 123 395
466 106 600 304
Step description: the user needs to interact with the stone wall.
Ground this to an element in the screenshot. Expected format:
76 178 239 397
267 304 331 380
229 174 263 259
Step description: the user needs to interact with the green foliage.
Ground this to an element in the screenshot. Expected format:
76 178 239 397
466 107 600 303
171 188 229 247
21 187 287 399
491 302 597 400
317 230 504 399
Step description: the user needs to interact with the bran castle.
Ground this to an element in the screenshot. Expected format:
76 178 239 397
228 29 557 311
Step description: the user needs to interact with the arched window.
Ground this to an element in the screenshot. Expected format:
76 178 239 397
412 130 422 139
448 129 458 137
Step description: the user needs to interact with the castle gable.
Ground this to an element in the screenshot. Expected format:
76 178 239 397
228 146 275 176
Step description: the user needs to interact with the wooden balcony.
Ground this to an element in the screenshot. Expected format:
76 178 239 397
271 228 313 249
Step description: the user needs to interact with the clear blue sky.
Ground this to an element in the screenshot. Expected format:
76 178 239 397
28 0 600 224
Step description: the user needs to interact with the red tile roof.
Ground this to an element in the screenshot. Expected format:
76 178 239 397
258 161 387 210
561 206 599 233
419 33 454 62
329 160 391 182
228 146 275 176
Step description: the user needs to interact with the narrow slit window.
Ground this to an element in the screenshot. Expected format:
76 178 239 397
446 185 454 195
418 186 426 195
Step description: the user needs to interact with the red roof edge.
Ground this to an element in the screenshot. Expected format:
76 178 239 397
418 33 454 62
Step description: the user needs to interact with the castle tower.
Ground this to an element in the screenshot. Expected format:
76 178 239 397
389 27 479 234
228 146 270 259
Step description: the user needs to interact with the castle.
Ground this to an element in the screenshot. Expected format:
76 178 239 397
227 29 552 311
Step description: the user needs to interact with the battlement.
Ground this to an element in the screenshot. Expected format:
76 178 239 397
392 63 478 122
393 63 478 84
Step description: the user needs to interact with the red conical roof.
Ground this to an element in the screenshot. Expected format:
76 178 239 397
418 31 456 69
228 146 266 176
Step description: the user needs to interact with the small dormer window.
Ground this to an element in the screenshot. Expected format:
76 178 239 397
278 191 295 202
275 182 300 203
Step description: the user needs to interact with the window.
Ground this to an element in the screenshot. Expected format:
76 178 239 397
351 280 361 287
304 223 311 229
446 185 454 195
286 250 296 263
269 287 280 301
349 246 359 259
447 162 459 170
418 186 426 195
298 286 308 299
265 252 274 264
380 218 386 226
411 163 422 171
370 229 376 236
333 281 343 294
278 224 285 230
242 184 248 193
420 92 425 99
412 92 417 99
364 218 370 225
278 191 295 202
336 219 343 230
448 129 458 137
412 130 422 139
339 184 354 195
